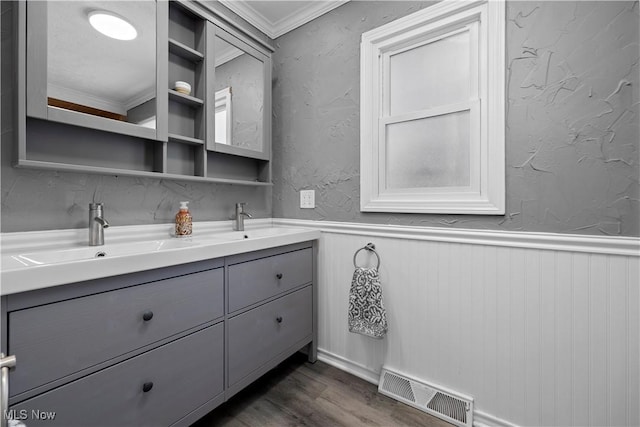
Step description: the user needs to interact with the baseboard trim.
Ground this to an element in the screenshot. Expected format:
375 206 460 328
473 410 521 427
316 348 380 385
318 347 521 427
273 218 639 256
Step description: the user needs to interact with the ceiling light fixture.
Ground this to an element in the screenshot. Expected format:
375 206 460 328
88 11 137 41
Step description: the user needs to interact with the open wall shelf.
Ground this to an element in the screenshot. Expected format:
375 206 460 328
24 118 164 173
206 151 270 183
168 38 204 62
16 159 273 186
168 89 204 107
168 133 204 145
167 2 206 158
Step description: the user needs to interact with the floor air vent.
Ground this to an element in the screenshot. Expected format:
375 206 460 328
378 369 473 427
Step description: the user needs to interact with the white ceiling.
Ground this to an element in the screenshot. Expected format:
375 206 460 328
219 1 349 39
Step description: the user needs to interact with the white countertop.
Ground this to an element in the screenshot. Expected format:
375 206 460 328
0 219 320 296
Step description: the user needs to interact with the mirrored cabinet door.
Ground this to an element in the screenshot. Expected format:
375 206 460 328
208 26 271 161
25 1 167 141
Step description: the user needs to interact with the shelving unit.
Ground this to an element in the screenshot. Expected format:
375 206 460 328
17 0 274 186
166 2 207 178
164 1 272 185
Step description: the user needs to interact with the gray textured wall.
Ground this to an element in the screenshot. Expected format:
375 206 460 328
272 1 640 236
0 1 269 233
2 1 638 235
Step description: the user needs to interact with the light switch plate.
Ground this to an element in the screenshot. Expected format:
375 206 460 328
300 190 315 209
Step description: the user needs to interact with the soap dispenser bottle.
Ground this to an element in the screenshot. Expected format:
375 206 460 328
175 201 192 236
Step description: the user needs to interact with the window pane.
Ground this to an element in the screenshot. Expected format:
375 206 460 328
385 111 470 189
389 31 470 115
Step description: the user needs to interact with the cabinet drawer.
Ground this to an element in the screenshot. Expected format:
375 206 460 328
9 267 223 396
228 286 312 386
10 324 224 427
228 248 312 312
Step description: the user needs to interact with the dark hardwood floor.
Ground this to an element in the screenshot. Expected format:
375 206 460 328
192 353 453 427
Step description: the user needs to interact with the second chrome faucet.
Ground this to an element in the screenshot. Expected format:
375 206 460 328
234 203 252 231
89 203 109 246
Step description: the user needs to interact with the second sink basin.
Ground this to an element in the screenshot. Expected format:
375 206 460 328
202 227 305 242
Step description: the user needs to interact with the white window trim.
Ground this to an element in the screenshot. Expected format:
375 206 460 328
360 0 505 215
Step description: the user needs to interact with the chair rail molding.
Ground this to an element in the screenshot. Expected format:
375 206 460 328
272 219 640 257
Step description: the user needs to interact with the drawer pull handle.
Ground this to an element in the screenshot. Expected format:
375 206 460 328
142 311 154 321
276 316 283 323
142 382 154 393
276 273 283 280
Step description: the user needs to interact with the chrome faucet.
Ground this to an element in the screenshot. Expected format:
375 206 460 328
234 203 252 231
89 203 109 246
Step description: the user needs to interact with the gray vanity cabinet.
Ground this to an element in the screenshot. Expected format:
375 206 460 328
4 259 226 426
228 287 312 387
228 247 312 312
225 244 315 398
11 325 224 427
3 242 316 426
9 268 224 396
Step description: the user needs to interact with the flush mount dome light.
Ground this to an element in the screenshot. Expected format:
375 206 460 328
88 11 137 41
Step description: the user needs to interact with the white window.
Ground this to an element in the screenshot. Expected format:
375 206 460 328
360 1 505 214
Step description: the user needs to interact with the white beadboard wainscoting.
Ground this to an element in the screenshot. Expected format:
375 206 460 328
273 219 640 427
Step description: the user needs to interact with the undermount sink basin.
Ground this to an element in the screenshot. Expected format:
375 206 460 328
202 227 305 242
5 238 201 268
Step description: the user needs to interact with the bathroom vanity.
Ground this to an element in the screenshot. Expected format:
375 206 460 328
0 225 319 426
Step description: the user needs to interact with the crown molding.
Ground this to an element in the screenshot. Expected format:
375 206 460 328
219 1 348 39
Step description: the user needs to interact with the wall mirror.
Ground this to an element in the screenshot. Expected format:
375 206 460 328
26 1 164 140
211 29 268 160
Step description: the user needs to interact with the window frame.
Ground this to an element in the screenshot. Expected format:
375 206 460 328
360 0 506 214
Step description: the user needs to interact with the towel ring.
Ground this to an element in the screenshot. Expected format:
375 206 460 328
353 243 380 270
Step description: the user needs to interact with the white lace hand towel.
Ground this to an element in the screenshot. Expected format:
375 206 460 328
348 267 388 339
